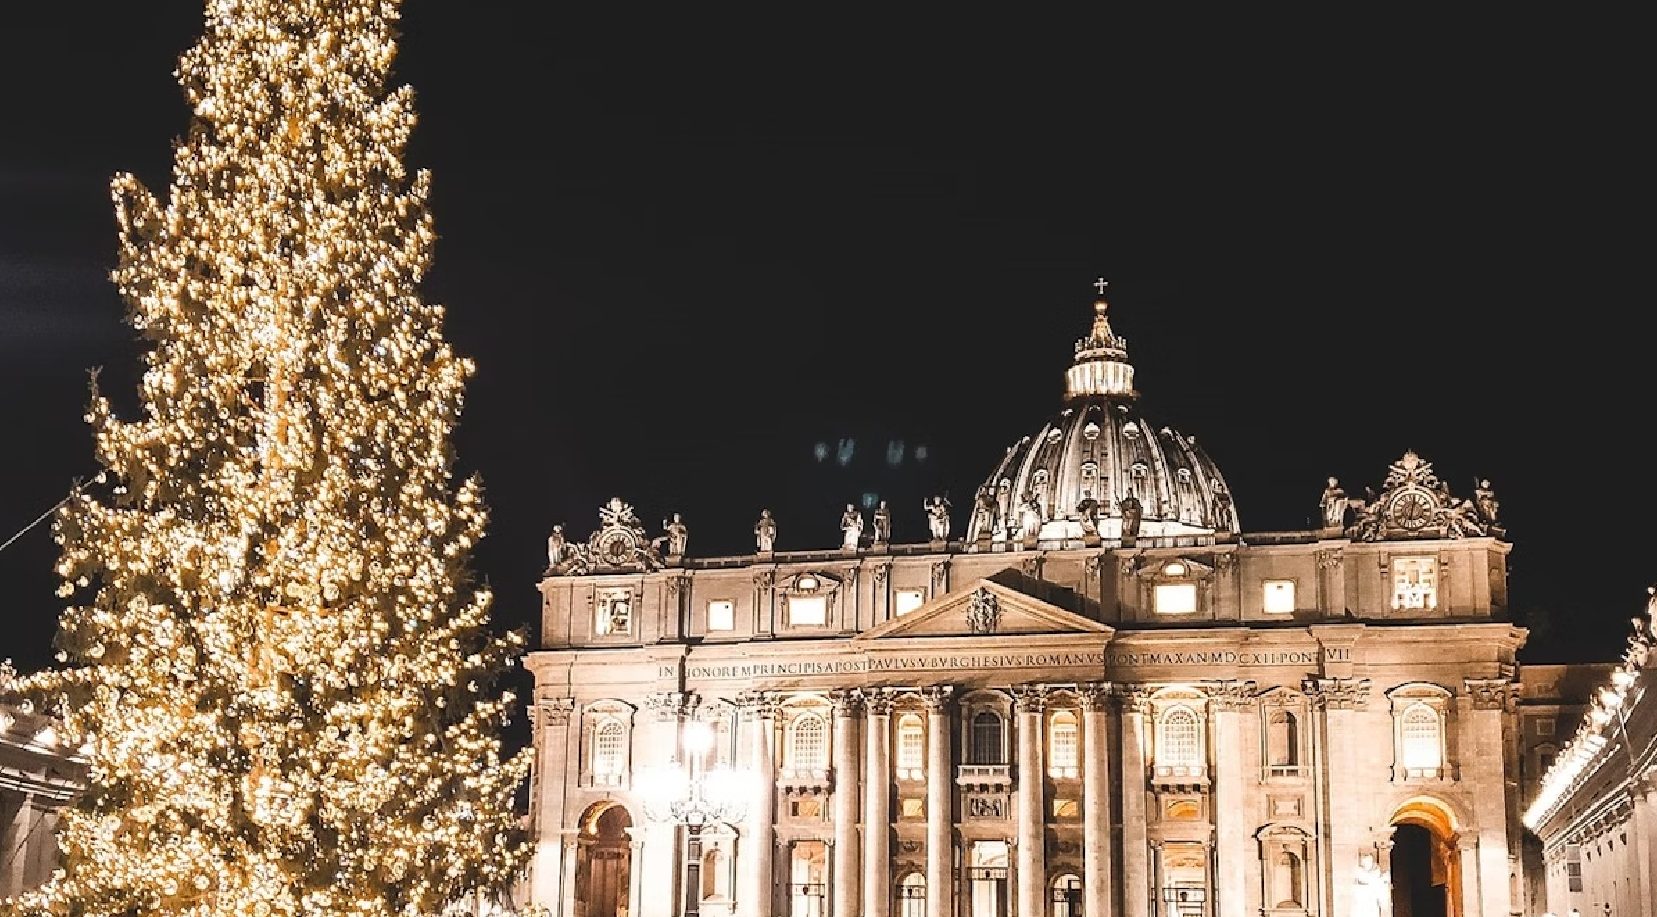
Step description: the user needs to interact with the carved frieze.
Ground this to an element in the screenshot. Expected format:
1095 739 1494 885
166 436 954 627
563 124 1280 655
830 689 862 717
965 793 1009 820
931 560 950 593
918 685 955 711
1316 548 1342 571
861 689 896 716
873 562 891 588
531 697 576 732
752 569 775 590
1115 683 1155 716
1012 684 1048 713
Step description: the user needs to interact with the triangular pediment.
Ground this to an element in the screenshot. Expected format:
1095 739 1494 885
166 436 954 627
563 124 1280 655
854 579 1112 640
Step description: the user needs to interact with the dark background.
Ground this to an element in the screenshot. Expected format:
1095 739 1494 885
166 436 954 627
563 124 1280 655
1 4 1647 698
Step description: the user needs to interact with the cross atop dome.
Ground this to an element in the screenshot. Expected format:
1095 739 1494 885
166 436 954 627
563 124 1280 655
1066 278 1134 400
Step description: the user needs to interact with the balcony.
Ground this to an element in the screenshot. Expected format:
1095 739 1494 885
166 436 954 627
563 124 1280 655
955 764 1012 790
777 767 833 796
1150 762 1209 790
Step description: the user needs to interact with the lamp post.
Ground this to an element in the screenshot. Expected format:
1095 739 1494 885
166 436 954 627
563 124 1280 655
639 720 749 917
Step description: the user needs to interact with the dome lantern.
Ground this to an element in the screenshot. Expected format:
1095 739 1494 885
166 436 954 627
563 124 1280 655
1064 279 1136 401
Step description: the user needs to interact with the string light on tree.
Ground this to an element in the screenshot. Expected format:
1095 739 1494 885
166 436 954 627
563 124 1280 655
0 0 532 914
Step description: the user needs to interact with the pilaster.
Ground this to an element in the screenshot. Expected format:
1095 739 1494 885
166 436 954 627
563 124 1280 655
529 699 576 910
1305 676 1370 917
738 693 778 917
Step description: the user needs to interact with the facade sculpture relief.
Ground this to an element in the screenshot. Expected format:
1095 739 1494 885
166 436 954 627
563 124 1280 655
754 509 777 553
923 494 951 542
839 503 864 551
872 500 892 545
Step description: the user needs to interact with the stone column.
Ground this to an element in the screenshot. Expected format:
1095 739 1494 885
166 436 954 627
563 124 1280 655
1461 679 1515 917
1305 677 1370 917
1015 685 1047 917
1458 835 1483 917
740 694 778 917
559 837 580 917
1118 686 1153 917
922 686 956 917
628 834 647 917
643 692 695 917
1081 683 1114 917
1 794 29 898
1632 774 1657 908
832 690 863 917
864 690 895 917
1207 680 1256 917
529 699 577 911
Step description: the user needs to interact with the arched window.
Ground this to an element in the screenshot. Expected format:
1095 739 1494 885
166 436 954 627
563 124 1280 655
1158 706 1201 768
1400 703 1443 774
970 710 1005 765
899 872 927 917
1051 874 1083 917
789 713 828 771
896 713 926 780
1266 710 1299 769
1048 710 1079 778
593 720 626 785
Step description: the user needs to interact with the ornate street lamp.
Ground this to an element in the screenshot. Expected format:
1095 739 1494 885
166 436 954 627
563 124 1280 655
638 720 749 917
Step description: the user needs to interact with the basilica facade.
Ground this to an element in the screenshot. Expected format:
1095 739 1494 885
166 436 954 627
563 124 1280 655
523 293 1538 917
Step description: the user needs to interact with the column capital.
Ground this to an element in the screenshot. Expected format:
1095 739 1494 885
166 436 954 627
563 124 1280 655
830 689 863 717
531 697 577 730
1454 833 1479 853
1013 684 1048 713
1463 677 1516 711
1302 676 1371 710
918 685 955 711
1203 679 1258 713
644 690 698 722
1113 683 1155 715
1078 682 1114 712
861 689 896 716
735 691 780 718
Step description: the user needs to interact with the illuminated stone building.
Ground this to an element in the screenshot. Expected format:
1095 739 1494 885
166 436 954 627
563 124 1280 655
524 291 1536 917
0 702 85 898
1522 600 1656 917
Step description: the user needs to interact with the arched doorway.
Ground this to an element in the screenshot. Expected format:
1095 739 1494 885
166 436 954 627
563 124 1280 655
576 803 634 917
1388 798 1461 917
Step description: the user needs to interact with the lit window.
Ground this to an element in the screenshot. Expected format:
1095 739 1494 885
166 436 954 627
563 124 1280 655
1155 583 1197 615
789 713 828 771
894 589 925 616
1400 703 1443 774
593 720 626 785
789 595 827 627
1391 557 1437 610
1048 710 1079 778
900 797 926 819
1158 706 1201 768
707 600 735 631
1262 580 1295 614
1163 561 1187 577
1052 874 1083 917
896 714 925 780
899 873 927 917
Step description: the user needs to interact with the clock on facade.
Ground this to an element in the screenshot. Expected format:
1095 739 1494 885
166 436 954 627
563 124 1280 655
1387 488 1435 530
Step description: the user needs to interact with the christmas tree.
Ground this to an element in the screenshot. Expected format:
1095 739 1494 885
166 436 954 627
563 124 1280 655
1 0 531 914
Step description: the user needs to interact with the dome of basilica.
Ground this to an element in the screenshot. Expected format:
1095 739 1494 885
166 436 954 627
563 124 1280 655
965 289 1239 546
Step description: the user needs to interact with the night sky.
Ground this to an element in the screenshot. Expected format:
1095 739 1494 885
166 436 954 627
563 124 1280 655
1 4 1648 688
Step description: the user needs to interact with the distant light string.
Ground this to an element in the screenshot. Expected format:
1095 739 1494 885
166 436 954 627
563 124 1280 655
0 471 107 558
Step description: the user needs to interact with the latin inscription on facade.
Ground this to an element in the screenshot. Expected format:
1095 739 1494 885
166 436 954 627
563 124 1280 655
658 646 1349 680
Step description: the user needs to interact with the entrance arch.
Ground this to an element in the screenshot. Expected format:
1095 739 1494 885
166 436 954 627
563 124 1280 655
576 802 635 917
1388 798 1462 917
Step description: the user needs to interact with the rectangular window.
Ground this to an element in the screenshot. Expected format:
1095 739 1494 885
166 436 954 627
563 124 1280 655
1534 716 1556 736
1154 582 1197 615
1391 557 1437 610
707 600 735 631
1262 580 1295 614
788 595 828 627
894 589 926 616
